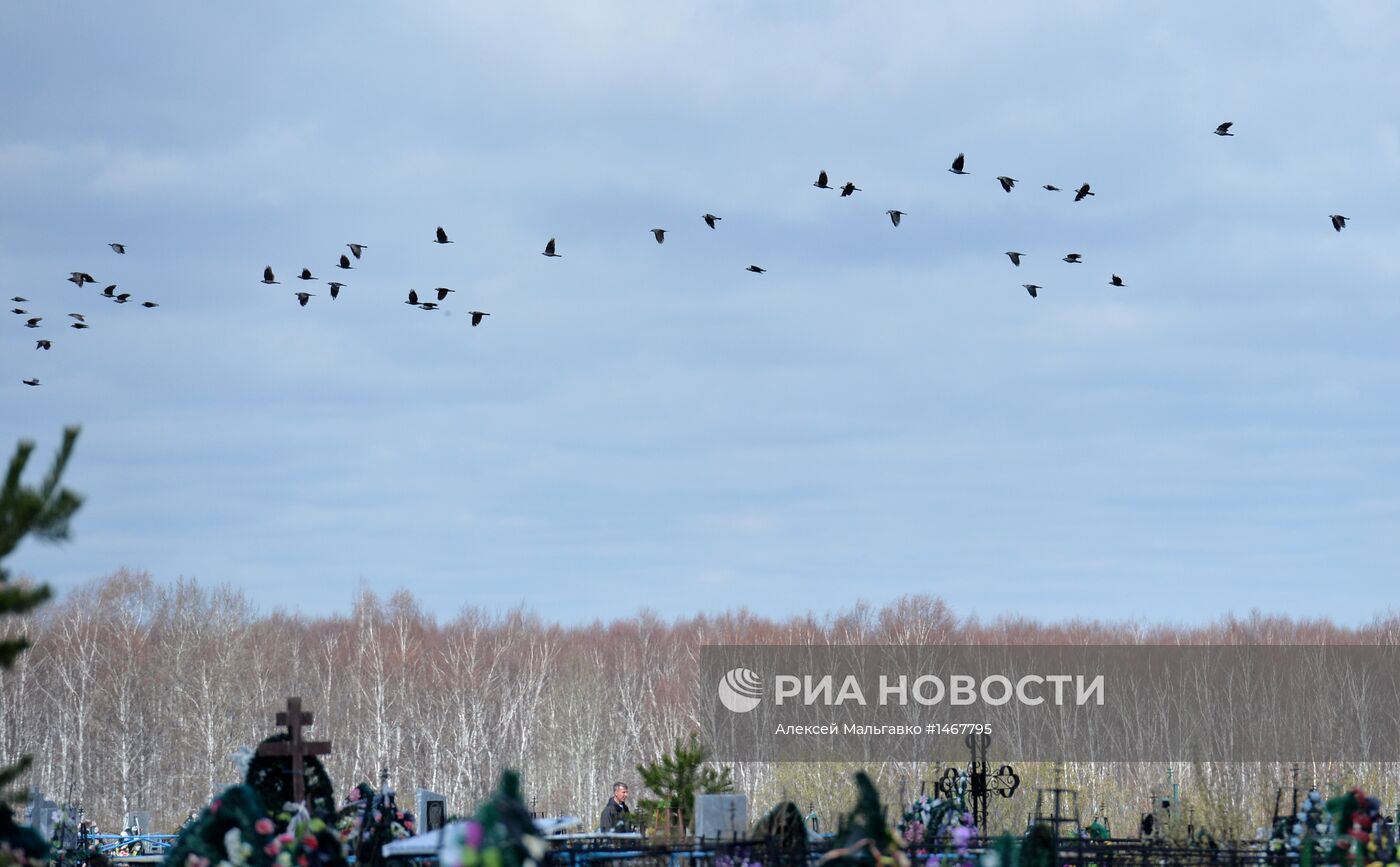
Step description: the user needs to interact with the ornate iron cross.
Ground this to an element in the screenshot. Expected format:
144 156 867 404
936 733 1019 832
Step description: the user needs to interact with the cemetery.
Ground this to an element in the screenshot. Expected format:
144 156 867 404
1 458 1397 867
4 694 1397 867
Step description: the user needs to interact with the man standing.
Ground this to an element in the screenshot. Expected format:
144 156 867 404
600 782 632 832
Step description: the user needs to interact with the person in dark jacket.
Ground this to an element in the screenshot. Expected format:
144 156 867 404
600 782 632 832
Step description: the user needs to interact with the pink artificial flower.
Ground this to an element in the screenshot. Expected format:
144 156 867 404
278 833 295 845
256 819 275 836
265 843 280 857
302 836 318 850
211 800 223 815
465 821 484 849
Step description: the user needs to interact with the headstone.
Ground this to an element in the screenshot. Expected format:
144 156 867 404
416 789 447 833
123 811 152 835
693 794 748 839
26 792 58 842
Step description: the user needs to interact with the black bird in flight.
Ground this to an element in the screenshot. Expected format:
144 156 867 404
703 214 721 229
746 265 766 273
1330 214 1349 232
24 318 41 328
1005 251 1024 267
347 243 367 259
1214 122 1234 137
71 322 89 329
949 153 969 175
434 287 455 302
262 267 279 285
109 243 126 254
35 340 50 350
1109 274 1125 287
298 268 315 281
1023 284 1041 298
406 290 420 306
434 226 453 244
327 281 345 300
337 254 353 270
68 313 85 322
840 182 860 197
887 210 905 227
1074 183 1094 201
997 176 1018 193
294 291 314 307
543 238 561 257
651 228 666 244
469 311 490 327
22 378 40 386
10 297 26 303
1043 184 1061 192
10 308 25 315
141 301 159 308
813 170 832 189
68 272 96 286
113 293 131 303
1063 253 1083 264
418 302 440 311
101 285 117 298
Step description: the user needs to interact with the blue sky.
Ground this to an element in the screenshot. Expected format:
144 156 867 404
4 2 1399 624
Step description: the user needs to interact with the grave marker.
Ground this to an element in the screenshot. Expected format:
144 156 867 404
254 697 332 804
416 789 447 833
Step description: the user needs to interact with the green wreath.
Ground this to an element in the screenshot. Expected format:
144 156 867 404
244 733 337 818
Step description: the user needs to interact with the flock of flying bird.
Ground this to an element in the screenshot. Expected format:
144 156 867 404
12 121 1356 388
10 242 161 386
256 230 492 326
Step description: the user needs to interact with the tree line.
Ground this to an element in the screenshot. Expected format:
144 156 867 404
1 570 1397 838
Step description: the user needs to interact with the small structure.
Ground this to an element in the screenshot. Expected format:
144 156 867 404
1029 764 1081 835
694 794 748 840
417 789 447 833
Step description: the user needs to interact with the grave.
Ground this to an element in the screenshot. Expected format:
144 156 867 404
254 696 332 805
416 788 447 833
122 811 152 835
25 791 58 843
693 793 748 839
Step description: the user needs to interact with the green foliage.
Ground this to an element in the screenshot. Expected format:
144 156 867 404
821 771 903 867
0 803 50 865
162 784 348 867
1019 823 1058 867
0 426 80 802
441 771 547 867
634 733 733 834
244 734 336 819
162 785 274 867
753 801 808 867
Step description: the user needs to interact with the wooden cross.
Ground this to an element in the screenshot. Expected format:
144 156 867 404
255 697 332 804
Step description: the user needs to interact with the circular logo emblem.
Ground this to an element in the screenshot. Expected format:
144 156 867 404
718 667 763 713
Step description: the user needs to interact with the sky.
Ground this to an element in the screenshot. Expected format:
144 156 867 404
3 1 1399 625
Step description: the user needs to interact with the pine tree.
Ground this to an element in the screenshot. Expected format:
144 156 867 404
634 733 733 835
0 426 81 796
